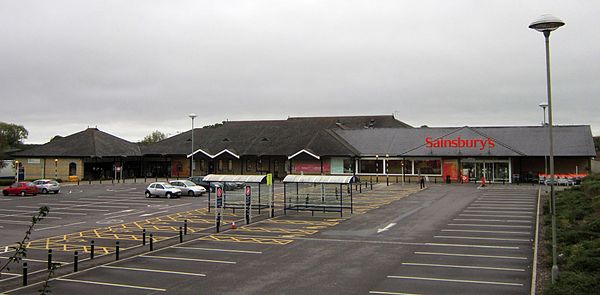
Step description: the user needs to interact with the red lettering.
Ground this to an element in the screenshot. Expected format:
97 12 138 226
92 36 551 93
425 137 433 148
425 137 496 149
488 138 495 148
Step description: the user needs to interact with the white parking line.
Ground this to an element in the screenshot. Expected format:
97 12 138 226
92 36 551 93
423 243 518 250
460 214 532 218
441 229 530 235
140 255 236 264
1 272 20 277
448 223 531 228
464 210 532 215
474 201 535 204
172 246 262 254
453 218 532 223
0 256 69 264
401 262 525 272
100 265 206 277
55 278 166 292
415 251 528 260
369 291 423 295
468 206 534 210
387 275 523 286
0 219 30 225
434 235 531 242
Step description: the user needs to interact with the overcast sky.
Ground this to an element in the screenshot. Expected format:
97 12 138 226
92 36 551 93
1 0 598 144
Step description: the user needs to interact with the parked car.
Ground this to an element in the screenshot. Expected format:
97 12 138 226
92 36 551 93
169 180 207 196
544 177 574 186
145 182 181 198
188 176 222 192
2 182 39 196
32 179 61 194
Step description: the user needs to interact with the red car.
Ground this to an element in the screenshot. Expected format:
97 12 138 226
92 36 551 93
2 182 38 196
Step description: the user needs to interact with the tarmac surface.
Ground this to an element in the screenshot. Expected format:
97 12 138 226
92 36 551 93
0 181 539 294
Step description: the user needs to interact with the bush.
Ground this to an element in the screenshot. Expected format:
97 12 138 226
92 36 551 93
545 272 600 295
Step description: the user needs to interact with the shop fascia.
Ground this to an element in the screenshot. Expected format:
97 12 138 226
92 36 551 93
425 136 495 150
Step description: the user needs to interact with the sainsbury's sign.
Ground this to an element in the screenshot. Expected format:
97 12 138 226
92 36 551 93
425 136 495 150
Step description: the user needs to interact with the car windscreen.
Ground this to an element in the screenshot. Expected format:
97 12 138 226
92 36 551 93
163 184 176 189
182 180 196 186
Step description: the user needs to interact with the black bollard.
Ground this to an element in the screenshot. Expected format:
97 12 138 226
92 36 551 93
142 229 146 245
47 249 52 270
370 181 373 190
115 241 120 260
387 176 389 186
184 220 188 235
179 227 183 243
149 234 154 251
22 262 27 286
90 240 95 259
74 251 78 272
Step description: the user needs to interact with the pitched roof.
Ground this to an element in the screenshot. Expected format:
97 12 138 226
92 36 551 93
333 125 596 157
13 128 141 157
144 115 407 157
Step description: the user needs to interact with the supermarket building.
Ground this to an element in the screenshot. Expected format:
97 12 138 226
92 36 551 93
12 115 596 183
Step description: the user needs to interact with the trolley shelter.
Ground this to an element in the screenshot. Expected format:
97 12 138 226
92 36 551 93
203 174 271 214
283 175 354 217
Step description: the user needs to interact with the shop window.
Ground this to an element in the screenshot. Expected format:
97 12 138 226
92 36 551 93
256 158 262 172
343 159 354 173
69 162 77 176
359 160 384 174
246 159 253 172
414 159 441 175
228 160 233 172
218 160 223 172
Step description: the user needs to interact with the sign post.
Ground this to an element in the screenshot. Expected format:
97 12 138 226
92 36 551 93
215 187 223 232
245 186 252 224
267 173 274 217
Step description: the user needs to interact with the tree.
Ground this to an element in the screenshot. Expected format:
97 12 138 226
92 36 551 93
0 122 28 149
139 130 167 145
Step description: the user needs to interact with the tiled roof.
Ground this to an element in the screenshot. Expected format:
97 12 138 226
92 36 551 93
13 128 141 157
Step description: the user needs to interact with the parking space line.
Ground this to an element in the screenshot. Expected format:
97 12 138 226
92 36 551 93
423 243 519 250
464 210 532 215
441 229 530 235
55 278 167 292
369 291 423 295
0 256 69 264
401 262 525 272
140 255 237 264
434 235 531 242
17 206 110 212
387 275 523 286
0 219 30 225
172 246 262 254
453 218 532 223
35 222 86 231
468 206 534 210
100 265 206 277
448 223 531 228
460 214 532 218
415 252 528 260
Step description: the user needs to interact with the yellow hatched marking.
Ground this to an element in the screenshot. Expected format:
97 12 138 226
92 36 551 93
263 219 338 226
237 227 318 235
198 234 293 245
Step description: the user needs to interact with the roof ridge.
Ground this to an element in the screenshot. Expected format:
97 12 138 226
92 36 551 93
467 127 527 156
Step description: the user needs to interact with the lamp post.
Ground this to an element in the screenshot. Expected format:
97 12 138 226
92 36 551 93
375 155 379 183
529 14 565 284
14 160 19 182
385 154 389 186
189 113 197 177
539 102 549 175
54 159 58 180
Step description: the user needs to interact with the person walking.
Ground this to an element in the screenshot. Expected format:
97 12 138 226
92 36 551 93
420 176 425 189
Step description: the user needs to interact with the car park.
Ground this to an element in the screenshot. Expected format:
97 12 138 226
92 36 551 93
145 182 181 198
32 179 61 194
2 182 39 196
169 180 207 196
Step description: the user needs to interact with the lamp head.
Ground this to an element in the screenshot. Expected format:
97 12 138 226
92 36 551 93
188 113 197 120
539 102 548 109
529 14 565 32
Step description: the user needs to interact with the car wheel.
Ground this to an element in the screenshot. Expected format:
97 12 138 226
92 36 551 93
42 188 48 194
20 191 26 197
2 191 7 196
188 191 195 197
55 190 60 194
166 192 172 199
145 191 152 198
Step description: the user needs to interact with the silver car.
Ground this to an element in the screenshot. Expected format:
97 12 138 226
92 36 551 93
32 179 60 194
145 182 181 198
169 180 207 196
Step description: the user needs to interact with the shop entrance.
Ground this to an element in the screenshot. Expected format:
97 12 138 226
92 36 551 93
461 159 510 183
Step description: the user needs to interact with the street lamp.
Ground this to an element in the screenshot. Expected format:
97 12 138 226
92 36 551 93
529 14 565 284
54 159 58 180
539 102 549 175
375 155 379 183
189 113 197 177
14 160 19 182
385 154 389 186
